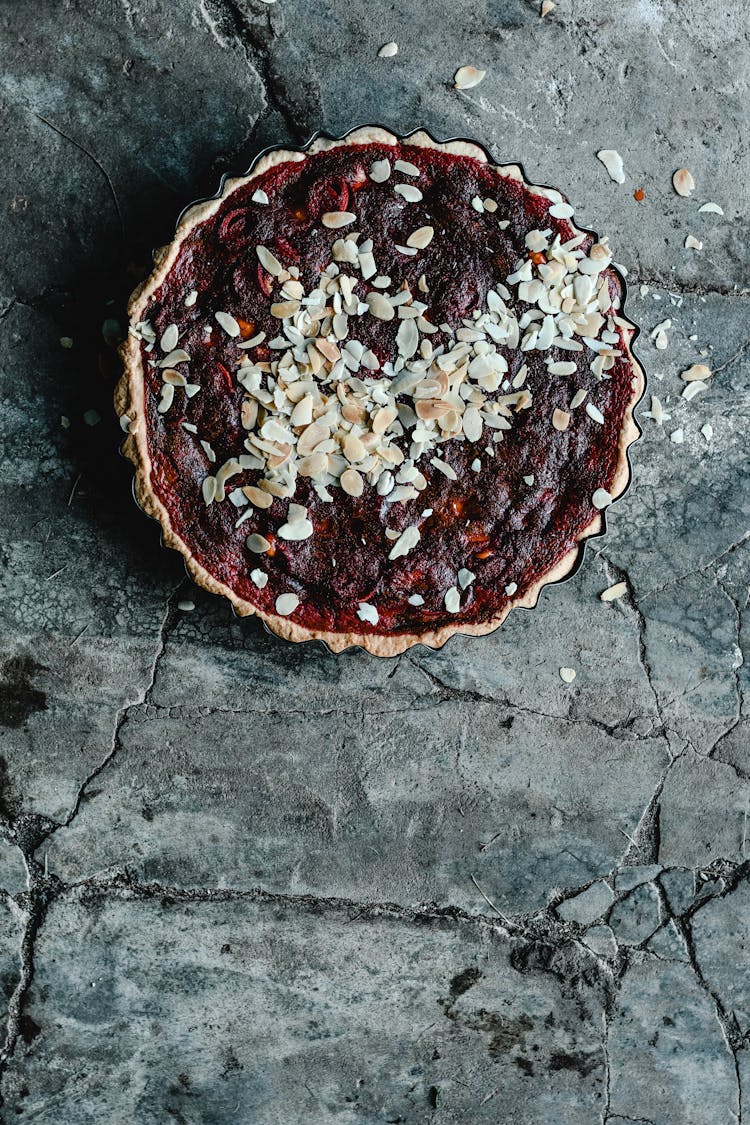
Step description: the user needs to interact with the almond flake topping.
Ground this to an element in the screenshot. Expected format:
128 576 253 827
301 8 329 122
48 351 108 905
275 593 299 616
250 569 268 588
252 189 269 205
552 408 570 431
369 159 391 183
394 159 420 177
591 488 612 509
256 245 283 276
559 667 576 683
215 310 240 337
388 526 421 560
454 65 486 89
444 586 461 613
505 582 518 596
160 323 179 352
378 41 398 57
684 235 703 250
322 211 357 229
394 183 423 203
698 202 724 215
406 225 434 249
357 602 379 624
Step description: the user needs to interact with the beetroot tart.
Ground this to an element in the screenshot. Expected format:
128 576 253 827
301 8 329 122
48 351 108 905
116 126 644 655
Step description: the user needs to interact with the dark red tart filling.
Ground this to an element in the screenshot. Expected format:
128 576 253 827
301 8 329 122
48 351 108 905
128 136 638 639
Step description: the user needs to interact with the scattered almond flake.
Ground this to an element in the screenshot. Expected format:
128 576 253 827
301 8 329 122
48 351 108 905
523 474 534 486
357 601 379 625
586 403 605 424
177 600 195 612
650 394 664 425
275 592 300 616
639 285 650 298
430 456 458 480
570 389 587 409
672 168 695 197
184 289 198 307
369 158 391 183
685 235 703 250
246 533 271 553
408 593 425 607
541 0 555 13
202 476 217 505
559 667 576 683
458 568 475 589
322 211 357 229
60 336 74 349
470 458 482 472
698 202 724 215
367 291 396 321
591 488 612 509
158 349 190 367
378 41 398 57
394 183 423 203
454 65 486 89
278 514 314 540
251 188 269 205
597 149 625 184
600 581 628 603
406 225 434 249
444 586 461 613
549 201 574 219
250 568 268 589
701 422 713 441
681 362 712 382
388 525 421 560
256 244 283 276
654 330 668 350
384 528 400 541
200 439 217 463
185 383 201 398
471 196 485 213
552 408 570 431
395 244 418 256
340 467 364 496
682 380 708 401
160 323 179 352
118 413 131 432
670 428 684 444
548 360 577 376
156 386 173 415
505 582 518 596
215 310 240 337
394 159 420 177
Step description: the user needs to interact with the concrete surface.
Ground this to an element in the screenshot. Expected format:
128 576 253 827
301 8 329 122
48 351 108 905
0 0 748 1121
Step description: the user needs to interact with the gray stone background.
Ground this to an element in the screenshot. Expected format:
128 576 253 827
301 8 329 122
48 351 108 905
0 0 748 1121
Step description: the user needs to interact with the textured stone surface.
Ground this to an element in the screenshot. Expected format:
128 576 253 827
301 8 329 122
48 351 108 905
0 0 748 1121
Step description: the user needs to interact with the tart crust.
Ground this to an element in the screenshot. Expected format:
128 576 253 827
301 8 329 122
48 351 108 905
116 126 644 656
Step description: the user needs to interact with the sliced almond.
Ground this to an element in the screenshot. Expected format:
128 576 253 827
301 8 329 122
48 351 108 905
552 408 570 431
378 41 398 57
275 593 300 616
322 211 356 229
394 183 423 203
406 225 434 249
256 245 283 276
367 291 396 321
243 485 273 509
597 149 625 184
246 533 271 553
681 363 712 381
340 467 364 496
453 65 486 89
369 159 391 183
600 581 628 603
672 168 695 197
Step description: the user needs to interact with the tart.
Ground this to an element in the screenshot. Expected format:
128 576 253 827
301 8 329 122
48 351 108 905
116 126 644 656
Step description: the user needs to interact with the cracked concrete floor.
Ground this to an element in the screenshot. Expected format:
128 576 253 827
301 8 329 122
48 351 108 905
0 0 748 1121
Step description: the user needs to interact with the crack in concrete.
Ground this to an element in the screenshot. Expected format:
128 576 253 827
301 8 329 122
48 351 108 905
198 0 320 143
708 580 746 762
637 532 750 604
0 583 185 1090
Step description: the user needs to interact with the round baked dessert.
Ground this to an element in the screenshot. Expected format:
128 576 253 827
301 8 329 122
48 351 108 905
116 126 643 655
